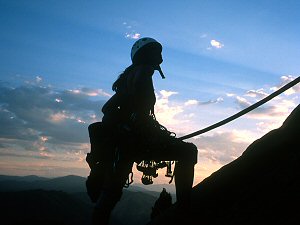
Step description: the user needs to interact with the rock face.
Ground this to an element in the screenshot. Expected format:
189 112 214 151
148 104 300 225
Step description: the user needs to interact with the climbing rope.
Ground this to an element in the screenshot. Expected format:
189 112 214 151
179 76 300 140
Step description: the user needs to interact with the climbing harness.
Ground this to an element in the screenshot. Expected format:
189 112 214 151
179 76 300 140
135 116 176 185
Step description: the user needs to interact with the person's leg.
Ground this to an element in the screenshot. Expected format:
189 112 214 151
92 159 134 225
151 140 198 208
92 188 122 225
173 142 197 208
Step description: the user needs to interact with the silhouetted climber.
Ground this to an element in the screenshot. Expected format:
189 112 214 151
151 188 173 219
87 37 198 225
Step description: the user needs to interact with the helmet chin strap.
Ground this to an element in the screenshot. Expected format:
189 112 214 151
156 65 165 79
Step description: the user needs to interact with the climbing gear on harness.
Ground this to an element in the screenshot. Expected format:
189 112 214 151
136 160 158 185
136 160 175 185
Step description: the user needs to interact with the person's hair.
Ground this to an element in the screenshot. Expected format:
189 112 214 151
112 65 135 93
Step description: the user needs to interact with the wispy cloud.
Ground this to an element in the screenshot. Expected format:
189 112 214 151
125 33 141 40
69 87 111 97
184 97 224 106
123 21 141 40
191 129 257 182
35 76 42 83
193 130 251 164
155 90 185 130
184 99 198 106
199 97 224 105
245 88 268 98
227 75 299 128
270 75 300 95
235 96 251 108
210 39 224 49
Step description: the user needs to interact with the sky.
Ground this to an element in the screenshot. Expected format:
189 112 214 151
0 0 299 188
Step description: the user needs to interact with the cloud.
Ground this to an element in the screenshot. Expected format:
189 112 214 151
270 75 300 95
0 82 106 150
233 93 296 121
68 87 111 97
159 90 178 98
226 93 235 97
193 130 251 165
36 76 42 83
199 97 224 105
0 79 104 176
185 99 198 106
191 129 259 182
235 96 251 108
0 149 52 160
245 88 268 99
123 21 141 40
226 75 299 128
125 33 141 40
155 90 184 130
248 99 296 120
210 39 224 49
184 97 224 106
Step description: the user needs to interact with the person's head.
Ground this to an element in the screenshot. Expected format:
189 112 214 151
113 38 164 92
131 37 163 67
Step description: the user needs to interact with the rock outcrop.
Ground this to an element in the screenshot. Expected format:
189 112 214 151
148 104 300 225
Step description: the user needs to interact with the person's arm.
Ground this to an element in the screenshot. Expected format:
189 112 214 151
128 65 156 119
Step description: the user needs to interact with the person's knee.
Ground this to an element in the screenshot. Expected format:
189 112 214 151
183 142 198 165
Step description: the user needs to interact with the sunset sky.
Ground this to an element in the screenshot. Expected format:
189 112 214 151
0 0 299 188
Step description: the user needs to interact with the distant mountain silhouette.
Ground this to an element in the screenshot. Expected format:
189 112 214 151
130 183 176 196
111 190 159 225
1 190 91 225
0 175 86 193
0 175 48 182
0 175 162 225
148 104 300 225
0 174 175 195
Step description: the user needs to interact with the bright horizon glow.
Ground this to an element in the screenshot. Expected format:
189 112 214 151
0 1 299 189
